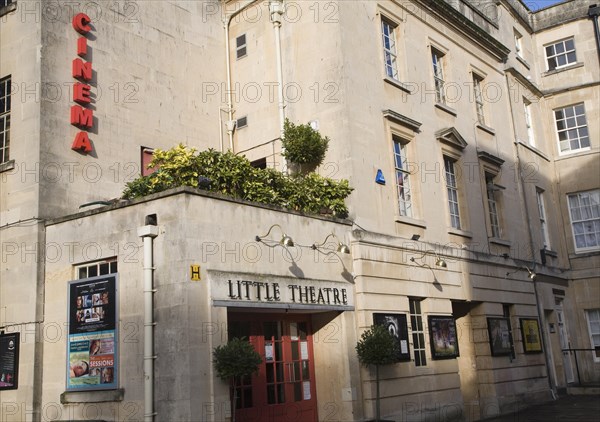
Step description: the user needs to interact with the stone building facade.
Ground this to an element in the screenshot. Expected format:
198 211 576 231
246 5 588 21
0 0 598 421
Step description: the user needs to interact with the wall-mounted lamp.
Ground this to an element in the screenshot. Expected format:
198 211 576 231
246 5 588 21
435 257 447 268
525 267 537 280
409 250 447 268
312 233 350 254
411 234 421 241
256 224 294 247
505 266 537 280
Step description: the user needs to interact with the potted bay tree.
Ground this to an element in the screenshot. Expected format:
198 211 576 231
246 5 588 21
355 324 399 422
213 337 262 422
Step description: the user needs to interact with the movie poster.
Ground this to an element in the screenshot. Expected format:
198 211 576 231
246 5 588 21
0 332 19 390
67 275 117 390
373 313 411 362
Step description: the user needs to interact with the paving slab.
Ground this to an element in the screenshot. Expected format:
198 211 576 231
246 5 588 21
480 395 600 422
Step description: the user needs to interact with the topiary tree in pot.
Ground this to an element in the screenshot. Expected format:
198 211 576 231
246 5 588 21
281 119 329 175
213 337 262 422
355 324 399 422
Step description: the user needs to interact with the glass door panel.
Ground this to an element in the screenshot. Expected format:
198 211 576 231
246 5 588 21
228 313 318 422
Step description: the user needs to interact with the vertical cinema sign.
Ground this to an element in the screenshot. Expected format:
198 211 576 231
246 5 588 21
70 13 94 153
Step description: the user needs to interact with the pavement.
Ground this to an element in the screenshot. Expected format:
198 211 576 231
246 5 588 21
480 394 600 422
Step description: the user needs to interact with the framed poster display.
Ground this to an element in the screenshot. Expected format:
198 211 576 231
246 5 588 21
0 332 20 390
428 316 459 359
487 317 513 356
373 313 411 362
520 318 543 353
67 274 118 391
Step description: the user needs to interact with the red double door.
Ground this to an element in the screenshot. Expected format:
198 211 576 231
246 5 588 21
228 312 318 422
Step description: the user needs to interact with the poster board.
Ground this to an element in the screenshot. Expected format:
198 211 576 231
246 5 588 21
67 274 118 391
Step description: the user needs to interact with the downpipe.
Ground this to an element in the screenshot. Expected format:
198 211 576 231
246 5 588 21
138 223 159 422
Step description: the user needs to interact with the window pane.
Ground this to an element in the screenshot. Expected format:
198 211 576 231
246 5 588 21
236 35 245 47
565 107 575 118
556 104 589 153
99 262 109 275
382 19 398 80
565 39 574 50
267 385 276 404
555 42 565 54
569 191 600 250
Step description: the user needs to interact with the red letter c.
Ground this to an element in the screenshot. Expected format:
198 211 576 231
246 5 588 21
72 13 91 34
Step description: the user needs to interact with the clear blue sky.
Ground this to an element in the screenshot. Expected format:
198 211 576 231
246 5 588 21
525 0 571 11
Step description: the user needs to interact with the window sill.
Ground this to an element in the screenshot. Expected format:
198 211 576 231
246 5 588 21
0 2 17 17
490 237 511 247
383 77 413 94
542 62 584 77
395 215 427 229
569 249 600 259
516 55 530 70
476 123 496 136
435 103 457 117
61 388 125 404
0 159 15 173
448 228 473 238
557 147 593 159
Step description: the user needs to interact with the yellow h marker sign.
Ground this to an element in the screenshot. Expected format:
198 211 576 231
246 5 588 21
190 265 201 281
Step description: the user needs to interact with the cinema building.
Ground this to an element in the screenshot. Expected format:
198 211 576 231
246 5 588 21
1 0 599 421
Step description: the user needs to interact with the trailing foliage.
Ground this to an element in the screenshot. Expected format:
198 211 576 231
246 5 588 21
122 144 353 218
281 119 329 170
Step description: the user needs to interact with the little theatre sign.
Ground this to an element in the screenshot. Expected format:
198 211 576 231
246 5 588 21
211 272 354 311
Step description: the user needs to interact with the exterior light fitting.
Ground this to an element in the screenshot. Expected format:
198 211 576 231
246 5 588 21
255 224 294 247
312 233 350 254
281 234 294 247
525 267 537 280
411 234 421 241
505 266 537 280
409 250 447 269
435 257 447 268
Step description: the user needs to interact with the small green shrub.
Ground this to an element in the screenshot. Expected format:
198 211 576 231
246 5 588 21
213 337 262 382
356 325 399 421
213 338 262 422
281 119 329 171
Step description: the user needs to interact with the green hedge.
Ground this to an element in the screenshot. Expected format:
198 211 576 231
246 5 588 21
123 145 353 218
